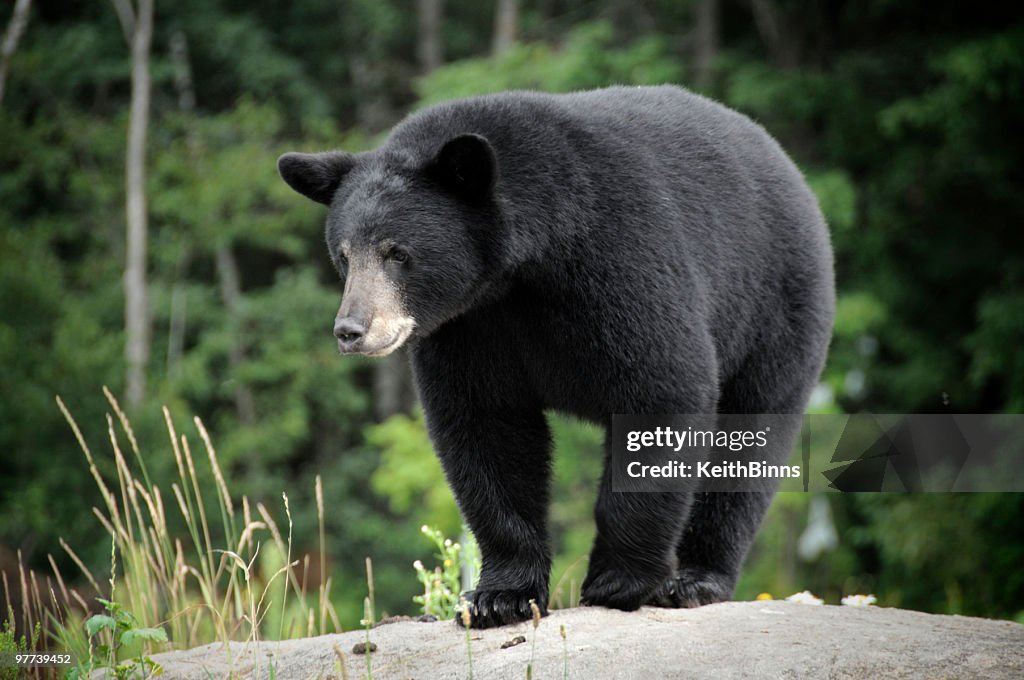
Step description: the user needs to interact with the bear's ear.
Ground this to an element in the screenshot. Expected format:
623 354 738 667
277 151 356 205
428 134 498 201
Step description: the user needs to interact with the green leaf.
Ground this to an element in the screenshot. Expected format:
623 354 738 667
85 614 117 637
120 627 168 647
114 608 137 627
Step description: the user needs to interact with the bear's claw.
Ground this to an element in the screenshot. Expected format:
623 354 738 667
646 568 733 608
457 587 548 629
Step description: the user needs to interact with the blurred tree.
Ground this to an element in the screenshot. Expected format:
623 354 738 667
417 0 444 73
691 0 718 88
0 0 32 106
749 0 799 69
492 0 520 56
112 0 155 410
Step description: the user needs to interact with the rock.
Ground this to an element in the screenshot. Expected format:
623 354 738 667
144 602 1024 679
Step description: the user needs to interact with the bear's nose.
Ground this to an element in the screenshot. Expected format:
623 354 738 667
334 317 366 351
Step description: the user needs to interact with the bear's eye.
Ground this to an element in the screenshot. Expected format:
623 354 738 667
333 252 348 275
386 247 409 264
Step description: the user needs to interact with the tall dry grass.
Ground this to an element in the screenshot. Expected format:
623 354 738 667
2 387 342 677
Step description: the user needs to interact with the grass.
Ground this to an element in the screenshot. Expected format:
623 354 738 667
527 600 541 680
560 624 568 680
459 598 473 680
1 387 342 678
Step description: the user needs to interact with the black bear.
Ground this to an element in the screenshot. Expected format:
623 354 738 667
278 85 834 628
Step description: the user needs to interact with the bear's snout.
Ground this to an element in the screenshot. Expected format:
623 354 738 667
333 310 415 357
334 317 366 353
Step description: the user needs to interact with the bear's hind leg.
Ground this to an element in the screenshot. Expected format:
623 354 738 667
648 491 780 607
580 461 694 611
650 328 828 608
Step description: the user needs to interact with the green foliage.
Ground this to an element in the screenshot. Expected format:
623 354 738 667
547 416 602 607
805 169 857 234
368 410 461 534
969 292 1024 411
0 615 39 680
417 21 683 105
850 494 1024 616
412 526 481 621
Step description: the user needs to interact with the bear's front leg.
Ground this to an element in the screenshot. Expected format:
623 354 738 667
430 407 552 628
412 335 552 629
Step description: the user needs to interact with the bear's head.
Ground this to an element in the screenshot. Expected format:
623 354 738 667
278 134 500 356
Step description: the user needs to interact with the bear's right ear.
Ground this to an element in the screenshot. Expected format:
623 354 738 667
277 151 356 205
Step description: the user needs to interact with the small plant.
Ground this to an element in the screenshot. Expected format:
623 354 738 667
79 598 167 679
0 613 40 680
560 624 568 680
360 556 376 680
459 598 473 680
412 526 480 620
526 600 541 680
360 597 374 680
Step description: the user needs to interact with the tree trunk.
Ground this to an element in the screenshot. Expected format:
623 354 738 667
166 251 189 379
491 0 519 57
165 31 193 381
692 0 719 89
608 0 655 39
416 0 443 74
350 56 395 132
119 0 154 410
750 0 800 69
0 0 32 106
215 246 257 425
169 30 195 113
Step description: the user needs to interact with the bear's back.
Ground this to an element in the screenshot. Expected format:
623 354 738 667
387 86 815 245
385 87 832 370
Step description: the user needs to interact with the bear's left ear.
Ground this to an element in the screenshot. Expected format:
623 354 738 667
428 133 498 201
277 151 356 205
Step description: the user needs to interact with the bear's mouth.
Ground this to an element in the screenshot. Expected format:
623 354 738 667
359 321 415 357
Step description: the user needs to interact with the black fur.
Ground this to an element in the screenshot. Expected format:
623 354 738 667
278 86 835 628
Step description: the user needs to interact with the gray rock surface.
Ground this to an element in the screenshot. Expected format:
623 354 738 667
144 601 1024 679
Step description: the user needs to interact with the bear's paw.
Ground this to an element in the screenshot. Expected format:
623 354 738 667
458 586 549 629
646 568 734 608
579 566 661 611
